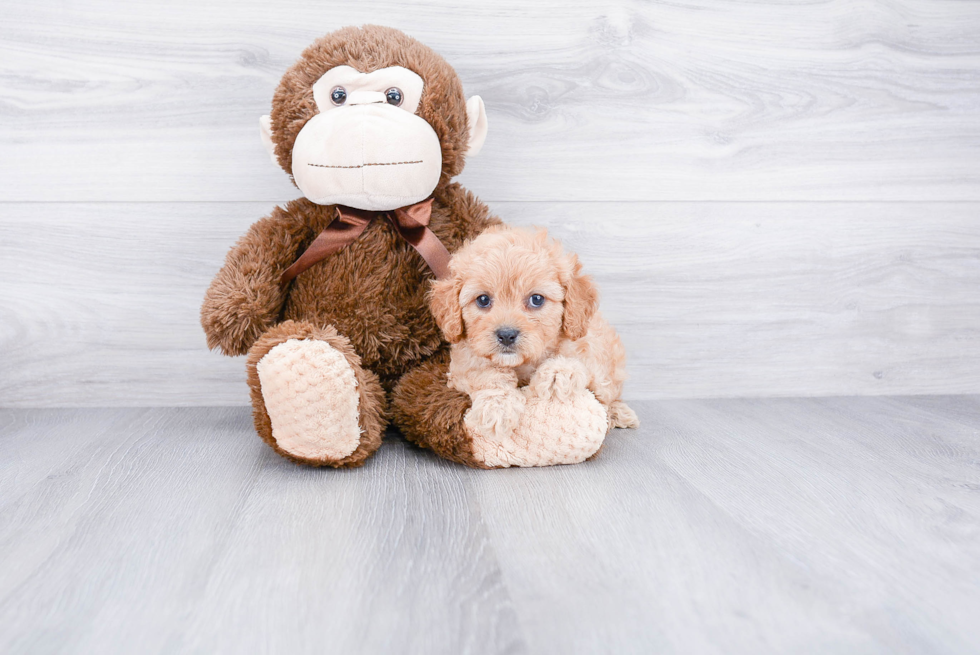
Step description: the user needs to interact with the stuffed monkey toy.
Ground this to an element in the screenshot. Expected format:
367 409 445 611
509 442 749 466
202 25 606 468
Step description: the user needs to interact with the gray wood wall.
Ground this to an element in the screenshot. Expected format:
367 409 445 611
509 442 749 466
2 0 979 407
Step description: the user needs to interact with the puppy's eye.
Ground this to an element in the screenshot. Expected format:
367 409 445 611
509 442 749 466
385 87 403 106
330 86 347 106
527 294 545 309
475 294 492 309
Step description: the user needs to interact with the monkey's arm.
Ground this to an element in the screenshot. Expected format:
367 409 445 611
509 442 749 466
201 206 311 356
435 183 503 245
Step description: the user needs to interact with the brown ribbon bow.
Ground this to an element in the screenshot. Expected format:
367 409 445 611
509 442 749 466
279 197 451 289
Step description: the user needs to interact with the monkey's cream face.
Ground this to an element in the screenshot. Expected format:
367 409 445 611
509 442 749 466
289 66 441 211
261 64 488 212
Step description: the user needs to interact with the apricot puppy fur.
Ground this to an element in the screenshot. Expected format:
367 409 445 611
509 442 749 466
429 225 639 441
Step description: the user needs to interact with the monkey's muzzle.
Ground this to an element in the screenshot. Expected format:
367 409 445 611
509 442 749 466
291 104 443 211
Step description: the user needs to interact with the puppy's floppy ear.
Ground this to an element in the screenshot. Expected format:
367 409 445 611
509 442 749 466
429 276 465 344
561 253 599 341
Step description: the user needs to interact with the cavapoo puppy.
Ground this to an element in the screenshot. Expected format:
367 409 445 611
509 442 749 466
430 225 639 456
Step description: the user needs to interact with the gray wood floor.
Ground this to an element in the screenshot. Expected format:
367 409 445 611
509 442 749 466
2 396 979 654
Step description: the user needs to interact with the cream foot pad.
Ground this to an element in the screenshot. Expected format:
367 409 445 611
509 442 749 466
469 358 608 468
256 339 362 461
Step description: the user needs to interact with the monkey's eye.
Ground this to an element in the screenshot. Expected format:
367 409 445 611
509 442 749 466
385 87 403 106
475 294 492 309
330 86 347 106
528 294 546 309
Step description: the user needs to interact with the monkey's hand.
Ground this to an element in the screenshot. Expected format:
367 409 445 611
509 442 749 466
465 387 527 442
201 276 283 357
201 212 300 356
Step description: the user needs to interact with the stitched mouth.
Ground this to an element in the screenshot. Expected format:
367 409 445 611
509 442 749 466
308 160 423 169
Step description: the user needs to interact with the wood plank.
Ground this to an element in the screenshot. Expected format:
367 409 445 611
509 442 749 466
650 395 980 652
518 201 980 400
2 399 979 652
466 395 980 653
2 0 979 201
2 201 978 407
0 408 525 654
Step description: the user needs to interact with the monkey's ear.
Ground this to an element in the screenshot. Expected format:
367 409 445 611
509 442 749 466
465 96 488 157
429 277 465 344
259 115 278 166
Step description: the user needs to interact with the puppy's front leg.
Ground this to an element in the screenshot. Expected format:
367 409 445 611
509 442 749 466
526 356 591 402
467 387 527 442
449 346 526 441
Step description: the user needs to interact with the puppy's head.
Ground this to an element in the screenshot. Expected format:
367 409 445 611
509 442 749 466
430 226 599 367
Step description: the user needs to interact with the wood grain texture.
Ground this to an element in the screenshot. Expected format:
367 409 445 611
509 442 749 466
0 408 523 654
469 395 980 653
1 0 979 202
1 201 978 407
1 398 979 653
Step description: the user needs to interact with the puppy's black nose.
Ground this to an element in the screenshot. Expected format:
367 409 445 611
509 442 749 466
495 327 520 346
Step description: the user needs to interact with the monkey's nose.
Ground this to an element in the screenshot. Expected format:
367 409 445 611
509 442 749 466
345 91 386 105
495 327 520 346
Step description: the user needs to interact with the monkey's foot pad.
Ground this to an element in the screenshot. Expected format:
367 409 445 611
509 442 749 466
256 339 362 462
468 360 608 468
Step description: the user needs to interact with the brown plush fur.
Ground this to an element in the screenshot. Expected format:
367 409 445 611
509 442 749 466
246 321 387 467
271 25 471 189
389 350 490 469
202 26 499 466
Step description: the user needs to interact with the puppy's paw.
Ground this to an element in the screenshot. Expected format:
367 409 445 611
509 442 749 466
465 388 527 441
608 400 640 430
528 356 590 402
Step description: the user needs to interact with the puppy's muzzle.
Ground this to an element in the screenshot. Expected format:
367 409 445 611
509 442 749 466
495 327 520 347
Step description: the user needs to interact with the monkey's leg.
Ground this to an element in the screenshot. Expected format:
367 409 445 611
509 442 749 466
510 357 608 466
246 320 386 467
391 354 607 468
390 352 493 469
440 357 607 468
